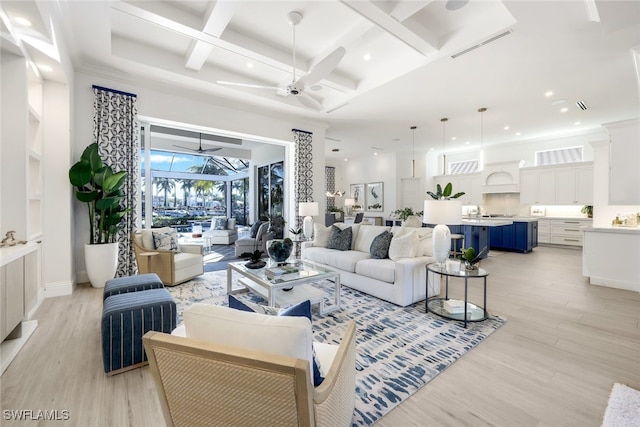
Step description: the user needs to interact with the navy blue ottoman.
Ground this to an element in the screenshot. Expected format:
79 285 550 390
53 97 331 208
103 273 164 300
102 288 176 375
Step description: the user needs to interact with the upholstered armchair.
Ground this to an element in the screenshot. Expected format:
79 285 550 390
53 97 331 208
143 304 357 427
132 228 204 286
234 222 273 256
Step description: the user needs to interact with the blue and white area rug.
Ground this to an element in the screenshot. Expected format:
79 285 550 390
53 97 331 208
167 271 506 426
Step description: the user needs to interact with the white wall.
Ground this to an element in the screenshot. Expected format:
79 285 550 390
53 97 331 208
72 71 327 280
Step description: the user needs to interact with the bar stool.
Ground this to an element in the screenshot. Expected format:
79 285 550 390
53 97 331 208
451 234 465 258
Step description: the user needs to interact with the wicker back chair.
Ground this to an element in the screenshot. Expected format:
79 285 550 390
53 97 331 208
143 320 357 427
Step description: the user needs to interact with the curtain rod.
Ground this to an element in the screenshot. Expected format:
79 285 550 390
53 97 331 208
291 128 313 135
92 85 137 98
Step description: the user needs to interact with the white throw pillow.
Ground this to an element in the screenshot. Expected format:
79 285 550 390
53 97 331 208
415 227 434 256
388 230 419 261
313 223 331 247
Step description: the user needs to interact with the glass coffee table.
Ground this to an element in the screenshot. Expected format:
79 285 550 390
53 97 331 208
227 259 341 315
426 263 489 328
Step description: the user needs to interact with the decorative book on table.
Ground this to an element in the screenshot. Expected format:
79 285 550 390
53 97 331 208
443 299 473 314
265 265 299 280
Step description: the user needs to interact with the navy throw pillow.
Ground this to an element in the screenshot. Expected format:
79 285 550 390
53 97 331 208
249 221 262 238
370 231 393 259
327 225 352 251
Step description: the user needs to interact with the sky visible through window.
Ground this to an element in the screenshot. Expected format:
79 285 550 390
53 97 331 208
142 149 248 175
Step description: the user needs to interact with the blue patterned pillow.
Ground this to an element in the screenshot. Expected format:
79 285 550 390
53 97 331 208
227 295 324 386
327 225 352 251
249 221 262 238
214 218 228 230
152 229 181 253
370 230 393 259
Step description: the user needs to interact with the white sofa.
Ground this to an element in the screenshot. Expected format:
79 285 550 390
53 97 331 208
301 223 437 307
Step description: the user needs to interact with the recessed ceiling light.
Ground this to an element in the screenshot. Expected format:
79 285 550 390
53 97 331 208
310 84 322 91
446 0 469 11
465 141 470 145
516 132 521 136
38 64 53 72
373 152 378 156
363 53 372 61
14 16 32 27
503 126 510 130
344 158 348 162
451 137 457 141
246 62 254 68
560 107 568 113
545 91 554 97
429 147 434 151
574 121 581 125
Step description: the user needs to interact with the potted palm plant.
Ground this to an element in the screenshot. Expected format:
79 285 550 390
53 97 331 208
69 143 129 287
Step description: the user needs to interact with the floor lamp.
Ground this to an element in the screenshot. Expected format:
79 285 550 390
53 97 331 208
423 199 463 267
299 202 319 240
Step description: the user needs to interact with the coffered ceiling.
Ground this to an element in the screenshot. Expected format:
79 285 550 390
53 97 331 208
2 0 639 161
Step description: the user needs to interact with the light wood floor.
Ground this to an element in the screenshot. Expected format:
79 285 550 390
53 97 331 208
1 246 638 426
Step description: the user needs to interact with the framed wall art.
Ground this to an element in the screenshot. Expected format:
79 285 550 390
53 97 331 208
350 183 364 209
365 182 384 212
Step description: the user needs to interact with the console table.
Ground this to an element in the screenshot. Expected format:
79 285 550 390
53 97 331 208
426 263 488 328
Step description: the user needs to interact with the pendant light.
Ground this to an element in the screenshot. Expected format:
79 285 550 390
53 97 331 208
440 118 448 175
410 125 417 178
478 107 486 171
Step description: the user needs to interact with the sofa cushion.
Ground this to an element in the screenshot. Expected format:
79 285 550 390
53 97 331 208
304 246 334 264
184 303 315 385
388 230 419 261
323 250 370 273
227 296 324 386
370 230 393 259
152 229 181 253
313 223 331 247
173 252 202 270
213 218 228 230
353 225 390 253
328 225 352 251
355 258 396 283
227 218 236 230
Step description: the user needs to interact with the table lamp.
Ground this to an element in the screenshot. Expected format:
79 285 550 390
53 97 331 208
423 199 463 266
299 202 319 240
344 198 355 216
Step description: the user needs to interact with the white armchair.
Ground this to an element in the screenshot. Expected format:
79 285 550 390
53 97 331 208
143 304 356 427
234 222 273 256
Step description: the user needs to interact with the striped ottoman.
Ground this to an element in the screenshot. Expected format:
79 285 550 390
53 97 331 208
103 273 164 300
102 288 176 375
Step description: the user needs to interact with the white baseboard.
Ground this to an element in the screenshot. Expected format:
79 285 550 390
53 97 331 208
589 276 640 293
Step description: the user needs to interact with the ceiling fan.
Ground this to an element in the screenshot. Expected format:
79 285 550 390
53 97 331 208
173 133 222 154
217 11 346 110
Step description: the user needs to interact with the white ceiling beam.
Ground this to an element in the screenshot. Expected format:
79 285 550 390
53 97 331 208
111 0 356 91
340 0 436 56
390 0 434 21
185 1 239 71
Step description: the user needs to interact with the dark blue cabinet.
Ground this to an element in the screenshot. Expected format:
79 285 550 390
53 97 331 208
489 221 538 253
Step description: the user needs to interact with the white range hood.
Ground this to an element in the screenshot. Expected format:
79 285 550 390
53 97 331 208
481 161 525 193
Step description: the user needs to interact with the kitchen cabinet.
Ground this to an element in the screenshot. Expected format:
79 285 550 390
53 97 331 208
520 163 593 205
489 221 538 253
603 119 640 205
536 218 591 247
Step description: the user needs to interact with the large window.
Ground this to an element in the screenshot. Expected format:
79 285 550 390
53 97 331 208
140 126 249 230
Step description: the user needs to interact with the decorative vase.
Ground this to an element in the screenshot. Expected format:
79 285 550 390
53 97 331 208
84 242 118 288
464 260 479 273
266 239 293 265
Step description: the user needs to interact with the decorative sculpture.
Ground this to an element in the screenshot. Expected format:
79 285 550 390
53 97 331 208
0 231 27 247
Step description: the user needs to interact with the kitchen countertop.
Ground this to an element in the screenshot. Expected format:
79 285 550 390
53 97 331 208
461 217 540 225
582 226 640 235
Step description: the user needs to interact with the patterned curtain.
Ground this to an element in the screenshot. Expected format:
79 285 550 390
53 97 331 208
93 85 139 277
325 166 336 210
292 129 314 230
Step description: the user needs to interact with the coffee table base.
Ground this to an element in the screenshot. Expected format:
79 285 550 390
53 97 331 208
238 278 338 315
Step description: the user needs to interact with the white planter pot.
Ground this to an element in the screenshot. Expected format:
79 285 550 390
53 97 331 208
84 243 119 288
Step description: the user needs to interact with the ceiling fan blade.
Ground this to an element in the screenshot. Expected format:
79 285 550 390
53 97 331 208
200 147 223 153
217 80 279 90
296 94 323 110
173 144 197 151
296 47 346 87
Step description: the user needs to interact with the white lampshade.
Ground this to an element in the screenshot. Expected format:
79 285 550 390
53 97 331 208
423 199 463 266
344 198 355 207
299 202 319 240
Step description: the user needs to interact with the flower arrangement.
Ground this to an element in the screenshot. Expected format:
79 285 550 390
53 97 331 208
458 246 487 271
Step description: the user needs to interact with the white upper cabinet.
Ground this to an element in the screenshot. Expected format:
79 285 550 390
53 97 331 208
603 119 640 205
520 163 593 205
